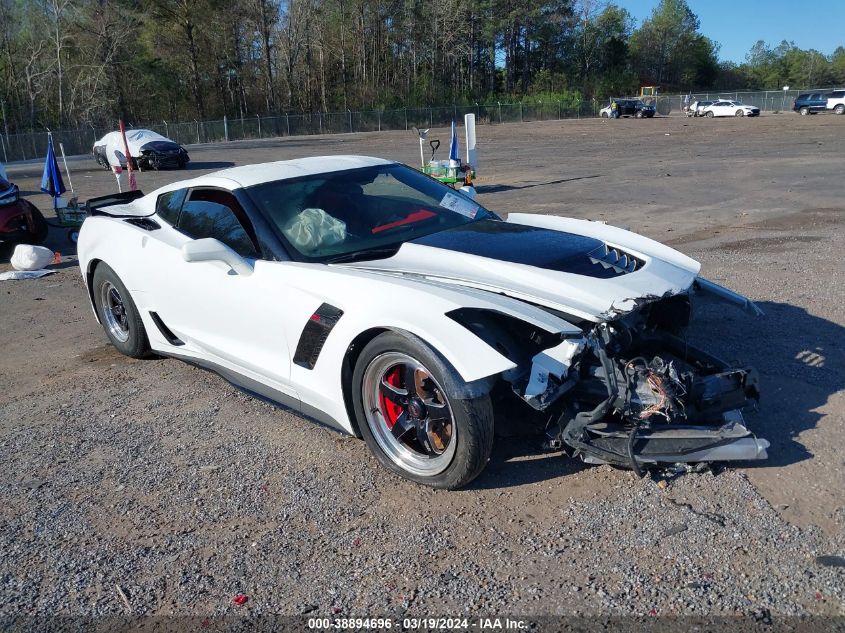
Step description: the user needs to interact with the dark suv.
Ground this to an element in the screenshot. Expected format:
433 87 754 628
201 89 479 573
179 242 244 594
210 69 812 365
793 93 828 115
611 99 656 118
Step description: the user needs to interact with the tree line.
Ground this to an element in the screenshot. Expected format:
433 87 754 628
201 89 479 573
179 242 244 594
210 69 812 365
1 0 843 133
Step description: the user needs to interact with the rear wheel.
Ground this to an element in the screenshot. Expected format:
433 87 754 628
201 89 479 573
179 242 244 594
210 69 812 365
26 204 48 244
92 263 149 358
834 104 845 115
352 331 494 489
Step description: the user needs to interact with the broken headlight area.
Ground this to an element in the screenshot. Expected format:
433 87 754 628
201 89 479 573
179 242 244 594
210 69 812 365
475 296 768 472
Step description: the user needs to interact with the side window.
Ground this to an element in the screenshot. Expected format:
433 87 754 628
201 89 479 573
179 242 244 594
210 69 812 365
156 189 187 225
177 194 258 258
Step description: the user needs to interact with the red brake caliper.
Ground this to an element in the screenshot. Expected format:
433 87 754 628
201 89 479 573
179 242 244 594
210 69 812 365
380 366 404 429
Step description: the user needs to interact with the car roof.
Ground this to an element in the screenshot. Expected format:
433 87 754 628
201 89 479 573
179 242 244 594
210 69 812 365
210 155 395 188
135 155 397 213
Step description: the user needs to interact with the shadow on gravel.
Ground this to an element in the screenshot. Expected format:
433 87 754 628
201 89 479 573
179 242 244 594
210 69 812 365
476 174 601 194
470 437 585 490
688 300 845 469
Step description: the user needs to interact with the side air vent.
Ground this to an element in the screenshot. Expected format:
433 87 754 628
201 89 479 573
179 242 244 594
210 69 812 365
588 243 643 275
149 311 184 346
293 303 344 370
124 217 161 231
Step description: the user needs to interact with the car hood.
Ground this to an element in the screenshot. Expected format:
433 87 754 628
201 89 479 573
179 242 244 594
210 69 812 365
339 214 700 322
139 140 183 153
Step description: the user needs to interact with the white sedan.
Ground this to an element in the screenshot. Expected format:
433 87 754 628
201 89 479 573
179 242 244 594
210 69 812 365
77 156 768 488
700 100 760 117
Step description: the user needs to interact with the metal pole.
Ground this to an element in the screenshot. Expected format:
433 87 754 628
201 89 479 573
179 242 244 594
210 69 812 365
348 109 352 133
257 115 261 138
195 120 200 144
377 110 381 132
0 134 6 163
163 120 169 138
520 102 523 122
0 100 9 155
58 142 74 194
558 100 561 119
498 101 502 123
286 112 290 136
429 107 432 128
404 107 408 131
223 115 229 142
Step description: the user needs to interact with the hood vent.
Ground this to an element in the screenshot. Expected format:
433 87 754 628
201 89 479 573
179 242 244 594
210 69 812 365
588 244 642 275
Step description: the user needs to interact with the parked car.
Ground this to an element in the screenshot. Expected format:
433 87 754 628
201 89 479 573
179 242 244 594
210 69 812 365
824 89 845 115
686 100 713 117
0 177 48 246
93 129 189 171
793 93 828 115
600 99 656 118
77 155 769 489
700 100 760 117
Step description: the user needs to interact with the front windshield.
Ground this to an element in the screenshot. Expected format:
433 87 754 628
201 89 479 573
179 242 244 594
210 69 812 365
246 163 497 261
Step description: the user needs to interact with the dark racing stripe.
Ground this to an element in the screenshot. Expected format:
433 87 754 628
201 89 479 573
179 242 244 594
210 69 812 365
411 219 630 278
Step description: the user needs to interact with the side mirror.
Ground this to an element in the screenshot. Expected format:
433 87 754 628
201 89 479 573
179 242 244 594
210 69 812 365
181 238 253 276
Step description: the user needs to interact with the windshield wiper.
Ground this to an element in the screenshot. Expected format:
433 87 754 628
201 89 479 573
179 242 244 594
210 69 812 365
325 246 400 264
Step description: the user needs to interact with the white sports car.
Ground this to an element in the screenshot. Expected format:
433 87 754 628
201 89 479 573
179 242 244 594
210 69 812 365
700 101 760 118
77 156 768 489
93 129 189 171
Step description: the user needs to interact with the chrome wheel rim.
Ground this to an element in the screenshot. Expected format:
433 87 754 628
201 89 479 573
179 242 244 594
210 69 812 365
100 281 130 343
362 352 456 477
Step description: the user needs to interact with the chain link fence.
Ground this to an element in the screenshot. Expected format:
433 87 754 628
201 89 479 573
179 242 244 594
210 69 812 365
1 88 832 164
0 102 600 164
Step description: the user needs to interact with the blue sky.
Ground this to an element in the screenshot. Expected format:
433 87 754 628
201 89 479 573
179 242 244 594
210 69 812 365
616 1 845 63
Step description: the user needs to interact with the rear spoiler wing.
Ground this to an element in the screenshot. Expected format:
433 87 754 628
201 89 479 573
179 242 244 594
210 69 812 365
85 190 145 217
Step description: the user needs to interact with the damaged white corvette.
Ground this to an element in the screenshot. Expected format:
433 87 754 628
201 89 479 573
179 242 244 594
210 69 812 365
77 156 768 489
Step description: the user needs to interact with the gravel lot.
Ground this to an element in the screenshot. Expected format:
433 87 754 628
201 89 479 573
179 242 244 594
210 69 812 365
1 114 843 627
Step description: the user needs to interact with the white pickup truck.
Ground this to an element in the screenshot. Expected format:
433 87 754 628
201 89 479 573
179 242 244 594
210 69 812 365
826 89 845 115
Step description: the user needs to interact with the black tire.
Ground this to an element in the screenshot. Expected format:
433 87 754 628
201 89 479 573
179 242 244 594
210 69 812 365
26 204 48 244
91 263 150 358
635 110 643 119
352 330 494 489
834 104 845 115
706 111 714 118
735 109 744 117
799 107 809 116
67 229 79 244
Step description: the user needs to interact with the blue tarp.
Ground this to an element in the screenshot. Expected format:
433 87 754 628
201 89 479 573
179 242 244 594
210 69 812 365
40 135 66 202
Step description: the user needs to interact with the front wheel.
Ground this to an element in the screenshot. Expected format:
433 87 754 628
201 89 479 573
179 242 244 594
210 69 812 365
635 110 643 119
735 109 744 117
352 331 494 489
800 107 809 116
706 111 714 118
92 263 150 358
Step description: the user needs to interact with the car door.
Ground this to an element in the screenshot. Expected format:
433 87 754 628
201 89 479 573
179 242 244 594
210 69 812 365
146 187 295 390
810 94 825 112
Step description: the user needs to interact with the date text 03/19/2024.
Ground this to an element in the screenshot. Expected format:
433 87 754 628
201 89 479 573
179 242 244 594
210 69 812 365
307 617 529 630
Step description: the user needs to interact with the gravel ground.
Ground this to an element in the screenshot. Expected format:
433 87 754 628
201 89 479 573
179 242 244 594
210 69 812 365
0 114 843 627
